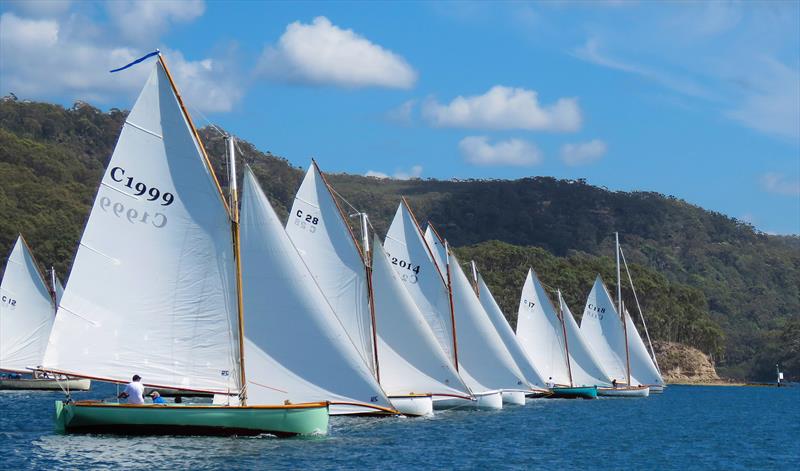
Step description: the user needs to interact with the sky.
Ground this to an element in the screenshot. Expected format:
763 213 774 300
1 0 798 234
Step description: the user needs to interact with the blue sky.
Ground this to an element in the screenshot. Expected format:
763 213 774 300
1 1 798 234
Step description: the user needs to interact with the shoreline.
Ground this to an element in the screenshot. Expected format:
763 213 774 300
667 381 791 387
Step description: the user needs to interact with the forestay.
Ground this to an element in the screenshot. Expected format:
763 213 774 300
449 251 528 392
285 163 375 374
41 61 240 394
580 276 638 385
240 166 392 409
560 297 612 387
0 236 56 373
515 270 571 386
624 308 664 386
383 202 455 364
477 274 546 388
371 235 471 398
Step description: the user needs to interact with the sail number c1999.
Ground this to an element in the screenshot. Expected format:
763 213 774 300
100 196 167 229
110 167 174 206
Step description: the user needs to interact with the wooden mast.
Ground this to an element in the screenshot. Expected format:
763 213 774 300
314 161 381 381
470 260 480 297
616 232 631 387
227 135 247 405
443 240 459 372
557 290 574 387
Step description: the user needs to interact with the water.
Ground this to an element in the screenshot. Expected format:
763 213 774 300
1 384 797 469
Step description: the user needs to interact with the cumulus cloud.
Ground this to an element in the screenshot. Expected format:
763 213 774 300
385 99 417 125
560 139 607 166
0 4 242 113
258 16 417 89
365 165 423 180
459 136 543 166
422 86 581 132
760 173 800 196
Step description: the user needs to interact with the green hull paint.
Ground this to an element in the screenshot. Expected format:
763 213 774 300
55 401 329 437
548 386 598 399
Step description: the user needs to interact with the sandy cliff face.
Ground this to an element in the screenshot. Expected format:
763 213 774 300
653 341 721 383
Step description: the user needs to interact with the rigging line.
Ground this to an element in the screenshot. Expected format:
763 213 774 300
619 245 662 375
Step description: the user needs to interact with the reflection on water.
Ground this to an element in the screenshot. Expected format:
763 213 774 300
4 382 799 470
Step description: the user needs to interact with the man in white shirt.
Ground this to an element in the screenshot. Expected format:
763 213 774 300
546 377 556 389
118 374 145 404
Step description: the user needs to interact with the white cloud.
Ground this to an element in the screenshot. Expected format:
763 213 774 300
365 165 423 180
560 139 607 166
106 1 205 46
422 86 581 132
0 7 241 113
459 136 543 167
5 0 73 18
760 173 800 196
385 99 416 125
258 16 417 89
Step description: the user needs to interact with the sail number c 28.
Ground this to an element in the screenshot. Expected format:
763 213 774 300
110 167 174 206
293 209 319 233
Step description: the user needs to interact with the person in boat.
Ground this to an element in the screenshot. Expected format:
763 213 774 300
546 377 556 389
149 390 167 404
118 375 145 404
612 379 618 388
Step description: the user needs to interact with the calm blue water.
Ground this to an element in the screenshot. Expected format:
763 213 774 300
1 383 797 469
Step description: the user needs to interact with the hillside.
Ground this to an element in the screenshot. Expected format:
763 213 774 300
1 97 798 381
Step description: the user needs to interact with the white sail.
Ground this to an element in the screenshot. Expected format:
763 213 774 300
285 163 375 373
477 273 546 388
371 235 471 397
240 166 392 409
560 297 612 387
41 61 240 394
54 275 64 307
579 276 638 385
383 202 455 363
624 308 664 386
449 251 528 392
423 226 447 273
0 236 56 372
515 270 571 386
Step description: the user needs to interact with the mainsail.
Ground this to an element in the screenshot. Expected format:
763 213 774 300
624 307 664 386
448 251 528 392
41 60 240 394
53 273 64 307
371 235 471 397
285 163 375 373
383 201 455 364
515 270 571 386
239 166 392 409
559 294 612 387
476 273 546 388
0 236 56 373
579 276 639 385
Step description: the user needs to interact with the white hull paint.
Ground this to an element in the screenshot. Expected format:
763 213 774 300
432 395 477 410
0 378 91 391
329 403 397 416
475 391 503 410
648 385 665 394
598 386 650 397
501 390 526 405
389 395 434 417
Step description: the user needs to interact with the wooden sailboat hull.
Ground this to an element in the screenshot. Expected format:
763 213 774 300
548 386 598 399
0 378 90 391
55 400 329 437
389 395 433 417
647 384 665 394
598 386 650 397
501 390 526 405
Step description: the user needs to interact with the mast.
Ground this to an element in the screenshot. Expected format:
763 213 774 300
227 135 247 405
50 267 57 306
619 245 661 374
470 260 479 297
557 290 574 387
616 232 631 386
444 240 460 371
361 212 381 383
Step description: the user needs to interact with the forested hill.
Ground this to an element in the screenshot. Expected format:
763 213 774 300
1 98 798 381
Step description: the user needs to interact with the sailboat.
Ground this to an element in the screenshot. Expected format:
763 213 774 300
282 162 471 416
470 263 550 400
424 224 542 404
239 164 397 416
0 236 90 391
515 269 608 399
39 53 328 436
617 238 666 393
